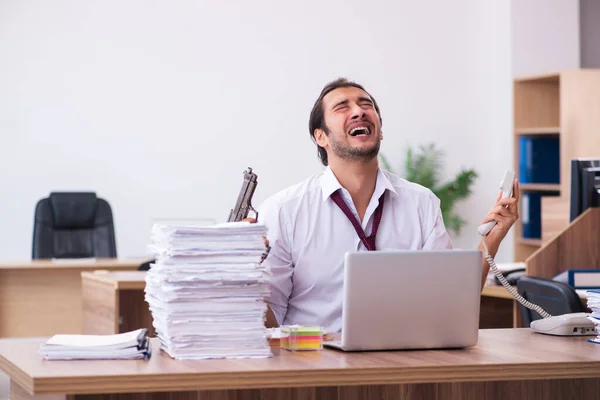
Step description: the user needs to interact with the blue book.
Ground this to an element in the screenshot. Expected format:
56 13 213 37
521 192 541 238
518 136 560 184
519 136 531 183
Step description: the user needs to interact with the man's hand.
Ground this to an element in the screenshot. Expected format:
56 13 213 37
480 179 520 257
265 306 278 328
242 218 277 328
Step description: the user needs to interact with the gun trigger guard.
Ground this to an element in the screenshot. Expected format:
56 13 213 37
248 205 258 222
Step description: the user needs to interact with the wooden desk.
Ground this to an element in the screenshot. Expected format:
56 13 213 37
81 271 154 336
0 259 145 338
2 329 600 400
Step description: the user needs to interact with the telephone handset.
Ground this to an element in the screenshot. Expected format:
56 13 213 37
478 170 595 336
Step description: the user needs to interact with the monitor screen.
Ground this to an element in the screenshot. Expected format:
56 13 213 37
570 159 600 222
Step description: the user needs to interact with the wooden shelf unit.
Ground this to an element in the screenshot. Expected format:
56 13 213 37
514 127 560 135
513 69 600 262
519 183 561 192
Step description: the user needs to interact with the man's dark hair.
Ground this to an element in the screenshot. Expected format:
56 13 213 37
308 78 382 166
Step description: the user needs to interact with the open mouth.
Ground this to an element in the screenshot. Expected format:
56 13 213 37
348 126 371 137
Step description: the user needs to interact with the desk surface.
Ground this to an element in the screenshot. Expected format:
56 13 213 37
81 270 147 290
2 329 600 395
0 258 147 271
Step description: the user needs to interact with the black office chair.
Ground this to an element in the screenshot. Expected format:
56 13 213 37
32 192 117 259
138 259 155 271
517 275 586 327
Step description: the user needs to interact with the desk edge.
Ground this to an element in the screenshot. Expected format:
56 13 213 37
29 361 600 395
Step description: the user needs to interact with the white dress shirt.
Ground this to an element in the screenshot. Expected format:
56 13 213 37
258 167 453 333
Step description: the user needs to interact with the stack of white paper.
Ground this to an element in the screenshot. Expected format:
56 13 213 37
586 290 600 344
145 221 272 359
39 328 151 360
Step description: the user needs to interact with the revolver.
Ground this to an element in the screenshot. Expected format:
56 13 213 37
228 167 259 222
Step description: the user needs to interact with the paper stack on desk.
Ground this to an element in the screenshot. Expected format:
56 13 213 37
586 290 600 344
39 328 151 360
145 221 272 359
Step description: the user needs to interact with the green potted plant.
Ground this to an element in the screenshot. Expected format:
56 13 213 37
380 143 478 236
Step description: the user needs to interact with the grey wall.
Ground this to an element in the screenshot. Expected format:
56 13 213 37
511 0 580 76
580 0 600 67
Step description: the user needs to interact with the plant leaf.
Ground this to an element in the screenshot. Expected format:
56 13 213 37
380 143 477 236
404 147 415 180
406 143 442 189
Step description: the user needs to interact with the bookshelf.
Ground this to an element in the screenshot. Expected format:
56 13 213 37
518 183 560 192
513 70 600 262
515 127 561 135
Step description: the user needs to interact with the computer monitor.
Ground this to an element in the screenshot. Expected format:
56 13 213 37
570 158 600 222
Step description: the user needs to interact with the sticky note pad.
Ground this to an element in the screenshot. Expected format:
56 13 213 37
280 325 323 351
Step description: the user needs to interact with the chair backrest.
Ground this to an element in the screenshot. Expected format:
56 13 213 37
32 192 117 259
137 260 154 271
517 275 586 327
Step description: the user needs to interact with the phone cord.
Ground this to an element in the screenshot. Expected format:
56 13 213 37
480 238 552 319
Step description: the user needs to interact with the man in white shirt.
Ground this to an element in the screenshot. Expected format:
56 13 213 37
258 78 519 333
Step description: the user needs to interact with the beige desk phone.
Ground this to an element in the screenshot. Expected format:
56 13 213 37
479 170 595 336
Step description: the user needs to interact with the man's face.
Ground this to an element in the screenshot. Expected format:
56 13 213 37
316 86 382 164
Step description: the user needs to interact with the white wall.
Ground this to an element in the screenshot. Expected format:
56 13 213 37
0 0 513 261
511 0 580 76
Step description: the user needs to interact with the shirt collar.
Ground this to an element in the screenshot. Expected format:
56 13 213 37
321 166 399 201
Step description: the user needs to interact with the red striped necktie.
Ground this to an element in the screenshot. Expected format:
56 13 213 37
330 190 385 251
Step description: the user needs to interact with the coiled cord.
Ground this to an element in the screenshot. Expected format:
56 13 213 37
480 238 552 319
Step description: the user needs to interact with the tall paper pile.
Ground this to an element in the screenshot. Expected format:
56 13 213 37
145 221 272 359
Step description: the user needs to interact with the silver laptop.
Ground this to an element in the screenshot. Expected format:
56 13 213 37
324 250 482 351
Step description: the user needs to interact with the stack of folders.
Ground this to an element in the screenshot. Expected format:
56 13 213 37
39 328 151 360
586 290 600 344
145 221 272 359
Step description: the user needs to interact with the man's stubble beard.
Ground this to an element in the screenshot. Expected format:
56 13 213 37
327 129 382 163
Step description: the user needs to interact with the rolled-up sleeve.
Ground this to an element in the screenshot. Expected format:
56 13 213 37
422 193 454 250
258 197 294 325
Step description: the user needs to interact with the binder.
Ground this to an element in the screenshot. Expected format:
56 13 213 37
518 136 560 184
521 192 541 238
554 270 600 289
39 328 151 360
